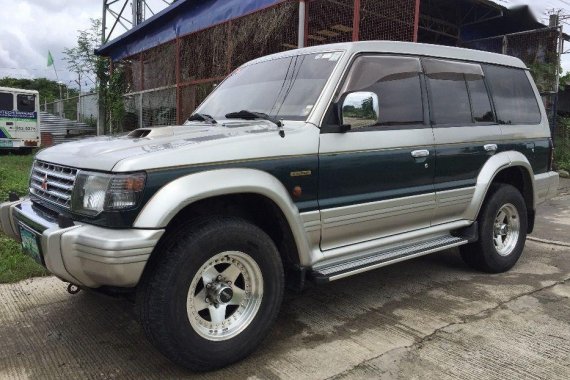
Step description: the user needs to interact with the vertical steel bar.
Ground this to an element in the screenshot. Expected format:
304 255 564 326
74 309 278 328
304 0 309 47
175 37 181 124
298 0 306 48
139 52 144 127
413 0 421 42
553 25 564 137
140 52 145 90
227 20 233 74
352 0 360 42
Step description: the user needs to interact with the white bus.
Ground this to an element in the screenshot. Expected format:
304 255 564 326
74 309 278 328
0 87 41 153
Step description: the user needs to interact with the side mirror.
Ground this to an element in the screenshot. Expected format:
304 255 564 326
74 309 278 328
339 91 379 131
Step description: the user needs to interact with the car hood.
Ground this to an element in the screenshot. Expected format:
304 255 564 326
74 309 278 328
35 120 317 172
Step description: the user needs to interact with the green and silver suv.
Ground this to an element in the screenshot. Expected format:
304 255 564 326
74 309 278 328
0 41 559 370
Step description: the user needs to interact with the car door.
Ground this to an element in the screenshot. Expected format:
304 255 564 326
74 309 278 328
318 55 436 251
422 58 502 225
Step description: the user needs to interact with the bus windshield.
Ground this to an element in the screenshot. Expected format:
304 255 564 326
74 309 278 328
0 88 40 151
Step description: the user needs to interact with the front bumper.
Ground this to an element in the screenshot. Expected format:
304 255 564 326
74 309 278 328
0 199 164 288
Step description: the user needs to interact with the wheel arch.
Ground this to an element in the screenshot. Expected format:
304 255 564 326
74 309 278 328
466 151 536 229
134 168 313 266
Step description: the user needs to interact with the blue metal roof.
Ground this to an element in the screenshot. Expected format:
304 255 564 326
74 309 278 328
96 0 285 61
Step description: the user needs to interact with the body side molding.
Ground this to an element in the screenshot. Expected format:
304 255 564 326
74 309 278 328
133 168 318 266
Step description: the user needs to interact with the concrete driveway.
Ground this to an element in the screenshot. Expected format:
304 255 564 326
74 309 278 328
1 180 569 379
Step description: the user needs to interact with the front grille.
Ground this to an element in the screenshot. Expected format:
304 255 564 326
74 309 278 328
30 161 78 209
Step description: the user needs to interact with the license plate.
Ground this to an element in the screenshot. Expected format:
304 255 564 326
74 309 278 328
0 140 13 147
19 224 43 265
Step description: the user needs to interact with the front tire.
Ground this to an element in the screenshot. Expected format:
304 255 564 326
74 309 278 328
460 184 528 273
137 217 284 371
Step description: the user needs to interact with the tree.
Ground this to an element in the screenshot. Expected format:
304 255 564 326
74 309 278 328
0 77 78 103
63 18 102 91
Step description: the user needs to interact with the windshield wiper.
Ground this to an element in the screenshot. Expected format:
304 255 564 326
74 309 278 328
187 113 217 124
225 110 285 138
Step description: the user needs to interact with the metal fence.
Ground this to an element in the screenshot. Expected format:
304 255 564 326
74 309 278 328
115 0 418 131
462 27 562 133
41 92 99 129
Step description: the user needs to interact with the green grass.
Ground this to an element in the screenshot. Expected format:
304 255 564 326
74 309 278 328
0 153 47 283
554 143 570 172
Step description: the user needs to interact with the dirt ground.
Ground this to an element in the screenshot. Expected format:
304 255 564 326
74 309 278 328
0 180 569 379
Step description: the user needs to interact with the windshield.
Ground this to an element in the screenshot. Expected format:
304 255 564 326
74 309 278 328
193 51 343 122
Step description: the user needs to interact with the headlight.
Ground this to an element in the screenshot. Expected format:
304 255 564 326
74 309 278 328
71 171 146 215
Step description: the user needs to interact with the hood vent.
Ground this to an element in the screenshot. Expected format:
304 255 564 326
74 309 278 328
128 129 151 138
128 127 174 139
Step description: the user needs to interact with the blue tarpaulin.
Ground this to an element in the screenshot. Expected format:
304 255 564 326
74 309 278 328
96 0 286 61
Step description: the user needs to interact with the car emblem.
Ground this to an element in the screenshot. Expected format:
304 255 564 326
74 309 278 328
41 174 48 191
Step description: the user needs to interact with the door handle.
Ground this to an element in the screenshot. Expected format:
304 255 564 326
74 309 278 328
484 144 498 152
411 150 429 158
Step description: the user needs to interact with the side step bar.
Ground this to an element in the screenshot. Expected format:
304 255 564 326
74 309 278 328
311 235 469 283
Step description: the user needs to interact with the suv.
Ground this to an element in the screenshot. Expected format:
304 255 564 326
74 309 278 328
0 42 559 370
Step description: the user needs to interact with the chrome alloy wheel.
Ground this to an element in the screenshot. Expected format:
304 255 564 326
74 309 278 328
186 251 263 341
493 203 520 257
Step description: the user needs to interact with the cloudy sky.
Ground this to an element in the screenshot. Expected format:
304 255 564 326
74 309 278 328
0 0 170 88
0 0 569 88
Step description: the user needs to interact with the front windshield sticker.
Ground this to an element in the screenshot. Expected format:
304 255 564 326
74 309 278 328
329 52 342 61
321 53 333 60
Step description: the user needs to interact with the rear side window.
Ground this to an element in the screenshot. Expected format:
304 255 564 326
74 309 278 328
484 65 541 124
341 56 424 128
467 77 494 122
17 94 35 112
424 59 493 125
0 92 12 111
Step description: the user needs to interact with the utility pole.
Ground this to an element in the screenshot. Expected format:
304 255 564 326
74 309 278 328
77 73 82 123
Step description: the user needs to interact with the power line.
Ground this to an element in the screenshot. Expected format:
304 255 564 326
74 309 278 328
0 67 55 71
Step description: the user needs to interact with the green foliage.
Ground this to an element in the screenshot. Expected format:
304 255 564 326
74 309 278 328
559 71 570 92
0 154 34 201
0 234 47 283
0 154 47 283
63 18 102 85
555 117 570 172
528 60 558 93
0 77 78 104
97 57 127 134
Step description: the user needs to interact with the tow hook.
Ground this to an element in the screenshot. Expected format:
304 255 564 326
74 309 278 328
67 283 81 294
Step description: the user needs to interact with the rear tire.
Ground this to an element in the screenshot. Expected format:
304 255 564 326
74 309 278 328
137 217 284 371
460 184 528 273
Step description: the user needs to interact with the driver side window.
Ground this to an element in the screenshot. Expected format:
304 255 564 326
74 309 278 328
341 55 425 130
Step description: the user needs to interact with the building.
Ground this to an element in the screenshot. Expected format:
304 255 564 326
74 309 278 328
95 0 564 131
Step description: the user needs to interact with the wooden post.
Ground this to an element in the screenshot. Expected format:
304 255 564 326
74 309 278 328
304 0 309 47
413 0 421 42
352 0 361 41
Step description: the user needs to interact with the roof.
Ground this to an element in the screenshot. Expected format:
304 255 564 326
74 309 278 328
96 0 563 62
0 87 39 95
245 41 527 69
96 0 284 61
